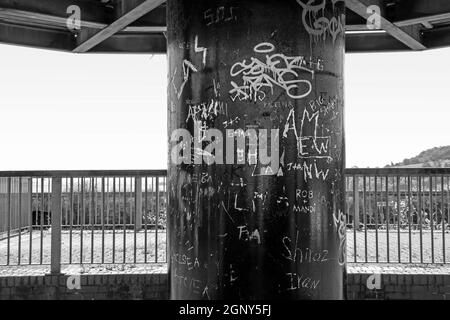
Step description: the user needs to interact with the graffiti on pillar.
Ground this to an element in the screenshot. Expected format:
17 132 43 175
281 231 329 263
333 209 347 266
282 161 330 181
278 100 339 181
194 35 208 67
185 99 228 145
171 35 209 100
237 225 262 244
283 108 332 160
309 94 340 117
171 60 198 100
229 42 315 102
204 6 239 26
296 0 345 44
293 189 316 214
186 99 228 124
167 0 345 299
284 273 321 292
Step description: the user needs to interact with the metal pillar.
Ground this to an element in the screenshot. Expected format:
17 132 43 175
167 0 346 300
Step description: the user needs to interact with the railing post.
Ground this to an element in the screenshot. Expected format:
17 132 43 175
155 177 160 263
50 177 62 274
354 179 360 230
135 177 143 230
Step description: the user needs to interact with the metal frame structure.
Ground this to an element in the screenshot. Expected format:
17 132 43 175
1 0 450 53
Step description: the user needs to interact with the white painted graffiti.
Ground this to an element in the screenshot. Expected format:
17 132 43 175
194 35 208 67
229 42 314 102
172 35 208 99
296 0 345 43
333 209 346 266
172 60 198 100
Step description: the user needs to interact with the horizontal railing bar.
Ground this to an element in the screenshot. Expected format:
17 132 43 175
0 170 167 178
345 168 450 176
2 168 449 177
0 169 447 267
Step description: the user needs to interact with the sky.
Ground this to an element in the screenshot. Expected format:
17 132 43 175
0 43 450 170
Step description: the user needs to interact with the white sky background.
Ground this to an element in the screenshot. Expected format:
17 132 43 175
0 43 450 170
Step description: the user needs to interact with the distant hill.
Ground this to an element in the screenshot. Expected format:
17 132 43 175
385 146 450 168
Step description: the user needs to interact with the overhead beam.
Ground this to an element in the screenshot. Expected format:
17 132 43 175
89 32 166 53
0 0 109 23
0 22 417 54
121 2 166 28
423 25 450 49
2 0 449 53
346 0 427 51
0 8 105 30
421 21 434 29
0 21 74 51
395 13 450 28
85 30 413 54
394 0 450 23
73 0 165 53
346 31 410 53
0 8 166 33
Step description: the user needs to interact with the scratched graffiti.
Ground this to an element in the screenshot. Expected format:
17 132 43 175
282 231 329 263
204 6 238 26
172 60 198 100
171 35 208 99
283 108 332 161
229 42 314 102
167 0 346 299
186 99 228 124
296 0 345 43
333 209 346 266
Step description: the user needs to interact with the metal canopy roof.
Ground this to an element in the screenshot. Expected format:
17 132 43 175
0 0 450 53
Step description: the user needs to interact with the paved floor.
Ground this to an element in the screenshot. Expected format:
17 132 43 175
1 229 449 275
0 229 167 266
1 262 448 277
347 263 450 275
0 263 167 277
347 229 449 264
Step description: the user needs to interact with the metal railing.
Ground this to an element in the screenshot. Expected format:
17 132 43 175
1 169 449 271
346 168 450 264
0 170 167 271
